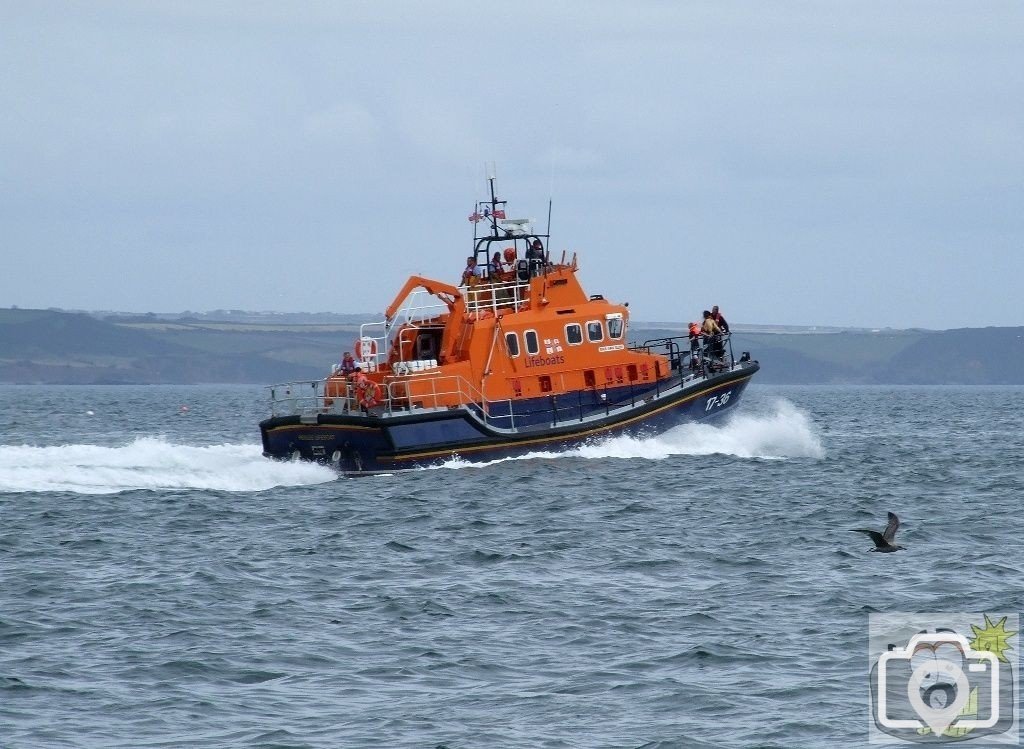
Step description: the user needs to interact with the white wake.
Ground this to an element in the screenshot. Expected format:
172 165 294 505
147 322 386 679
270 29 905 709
0 437 337 494
437 398 824 469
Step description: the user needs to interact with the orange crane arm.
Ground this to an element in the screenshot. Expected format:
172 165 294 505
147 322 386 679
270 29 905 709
384 275 463 320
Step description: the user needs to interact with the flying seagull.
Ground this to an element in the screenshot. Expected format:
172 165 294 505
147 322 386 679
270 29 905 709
851 511 906 552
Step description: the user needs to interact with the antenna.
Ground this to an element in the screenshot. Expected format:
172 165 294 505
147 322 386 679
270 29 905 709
547 149 555 239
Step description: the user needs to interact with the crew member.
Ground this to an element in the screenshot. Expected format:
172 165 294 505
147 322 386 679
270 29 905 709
702 310 724 360
711 305 730 333
461 256 483 286
489 251 503 279
688 321 702 369
354 369 380 414
526 239 545 277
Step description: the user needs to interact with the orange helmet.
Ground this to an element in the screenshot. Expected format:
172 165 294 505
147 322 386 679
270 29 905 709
503 247 516 262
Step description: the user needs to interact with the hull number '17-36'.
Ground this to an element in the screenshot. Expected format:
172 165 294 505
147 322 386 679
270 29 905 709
705 391 732 412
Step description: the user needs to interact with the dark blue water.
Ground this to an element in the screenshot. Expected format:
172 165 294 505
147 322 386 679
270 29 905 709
2 385 1022 748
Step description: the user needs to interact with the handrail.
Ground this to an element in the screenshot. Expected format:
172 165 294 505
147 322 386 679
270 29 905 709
458 277 531 316
383 372 516 430
266 372 519 429
268 334 745 427
632 332 736 379
356 320 388 371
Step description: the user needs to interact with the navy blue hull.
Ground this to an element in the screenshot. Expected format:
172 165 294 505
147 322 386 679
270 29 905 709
260 363 758 474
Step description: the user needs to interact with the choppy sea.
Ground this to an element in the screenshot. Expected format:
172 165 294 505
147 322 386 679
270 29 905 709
1 385 1022 748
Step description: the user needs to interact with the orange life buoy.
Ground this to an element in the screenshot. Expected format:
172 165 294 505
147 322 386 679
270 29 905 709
357 378 381 409
354 337 378 359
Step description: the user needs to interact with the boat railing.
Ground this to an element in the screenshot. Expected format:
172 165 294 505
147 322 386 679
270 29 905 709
266 373 519 429
459 277 531 316
631 332 739 379
391 289 450 325
354 321 388 372
382 359 708 430
267 333 747 425
383 373 519 429
384 368 676 431
267 380 335 418
393 324 445 366
267 377 376 419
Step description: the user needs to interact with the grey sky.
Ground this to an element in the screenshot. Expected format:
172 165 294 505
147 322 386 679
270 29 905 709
2 1 1021 328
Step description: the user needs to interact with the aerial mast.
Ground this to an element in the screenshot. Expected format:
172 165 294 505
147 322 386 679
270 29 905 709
486 161 499 238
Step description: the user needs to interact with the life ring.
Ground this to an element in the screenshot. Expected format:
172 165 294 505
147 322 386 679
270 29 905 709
358 378 381 409
355 337 378 360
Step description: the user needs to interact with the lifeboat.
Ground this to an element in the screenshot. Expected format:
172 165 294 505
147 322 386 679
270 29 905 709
260 175 760 474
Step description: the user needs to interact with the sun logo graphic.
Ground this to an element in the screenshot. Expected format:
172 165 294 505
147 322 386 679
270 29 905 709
970 614 1016 664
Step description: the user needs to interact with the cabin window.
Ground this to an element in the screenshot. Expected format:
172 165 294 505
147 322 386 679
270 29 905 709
505 332 520 357
565 323 583 345
525 330 539 355
586 321 603 342
607 317 624 339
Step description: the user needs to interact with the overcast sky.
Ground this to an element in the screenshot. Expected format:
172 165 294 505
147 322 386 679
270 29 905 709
2 1 1021 328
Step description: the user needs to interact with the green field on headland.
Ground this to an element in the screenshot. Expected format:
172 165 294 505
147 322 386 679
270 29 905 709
1 308 1021 385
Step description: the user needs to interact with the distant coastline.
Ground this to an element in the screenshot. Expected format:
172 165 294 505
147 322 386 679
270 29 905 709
1 308 1021 385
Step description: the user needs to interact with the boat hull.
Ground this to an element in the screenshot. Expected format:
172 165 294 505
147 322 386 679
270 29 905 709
260 362 759 474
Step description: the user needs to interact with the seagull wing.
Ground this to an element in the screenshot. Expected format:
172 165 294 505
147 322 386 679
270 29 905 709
883 512 900 543
851 529 888 549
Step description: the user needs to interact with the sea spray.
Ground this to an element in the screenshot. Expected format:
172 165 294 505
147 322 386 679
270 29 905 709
0 437 337 494
435 398 824 469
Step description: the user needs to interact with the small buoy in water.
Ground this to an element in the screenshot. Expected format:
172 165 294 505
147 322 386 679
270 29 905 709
179 405 189 413
85 410 94 416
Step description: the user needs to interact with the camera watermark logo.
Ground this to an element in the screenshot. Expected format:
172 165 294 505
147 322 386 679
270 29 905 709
869 613 1018 744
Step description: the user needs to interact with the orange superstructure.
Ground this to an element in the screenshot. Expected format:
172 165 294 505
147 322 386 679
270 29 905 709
352 253 669 413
